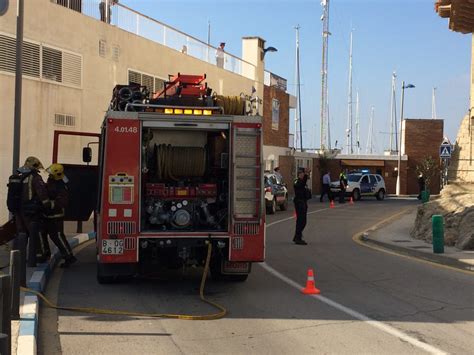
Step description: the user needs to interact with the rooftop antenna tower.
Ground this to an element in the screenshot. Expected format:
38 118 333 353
355 91 360 154
294 25 303 151
389 72 398 153
366 106 375 154
346 29 354 154
327 102 331 149
320 0 330 150
432 87 437 119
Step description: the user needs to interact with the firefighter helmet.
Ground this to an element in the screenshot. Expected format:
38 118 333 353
24 156 44 170
47 163 65 181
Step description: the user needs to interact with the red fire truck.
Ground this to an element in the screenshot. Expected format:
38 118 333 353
85 74 264 283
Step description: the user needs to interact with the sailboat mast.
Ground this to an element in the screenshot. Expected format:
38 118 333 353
366 106 374 154
432 87 437 119
320 0 330 150
355 91 360 154
389 72 396 153
346 30 354 154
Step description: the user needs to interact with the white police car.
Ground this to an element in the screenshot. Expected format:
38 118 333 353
330 173 386 201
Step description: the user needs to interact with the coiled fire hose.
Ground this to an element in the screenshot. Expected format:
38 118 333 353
215 95 245 115
20 242 227 320
156 144 206 181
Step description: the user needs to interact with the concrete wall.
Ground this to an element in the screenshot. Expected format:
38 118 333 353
403 119 444 194
0 0 263 222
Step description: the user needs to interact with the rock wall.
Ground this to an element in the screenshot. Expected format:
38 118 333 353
411 183 474 250
449 115 474 182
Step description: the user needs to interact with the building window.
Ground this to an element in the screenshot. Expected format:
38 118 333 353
54 113 76 127
112 45 120 61
142 74 154 92
0 33 82 88
0 35 40 78
51 0 82 13
99 39 107 57
62 51 82 87
42 46 62 82
155 77 165 93
272 99 280 130
128 69 166 94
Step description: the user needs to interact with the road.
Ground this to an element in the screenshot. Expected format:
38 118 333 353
40 199 474 354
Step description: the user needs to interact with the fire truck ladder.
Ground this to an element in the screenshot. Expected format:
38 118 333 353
233 127 262 218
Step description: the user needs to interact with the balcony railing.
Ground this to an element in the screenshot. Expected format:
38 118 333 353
51 0 256 79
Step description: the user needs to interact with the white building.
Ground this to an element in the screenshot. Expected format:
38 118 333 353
0 0 290 222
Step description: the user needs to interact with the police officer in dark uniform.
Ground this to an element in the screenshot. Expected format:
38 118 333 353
293 167 311 245
339 171 348 203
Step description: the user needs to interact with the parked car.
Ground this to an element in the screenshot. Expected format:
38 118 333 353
330 173 386 201
264 172 289 214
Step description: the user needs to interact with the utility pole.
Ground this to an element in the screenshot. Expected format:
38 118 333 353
346 29 354 154
320 0 330 150
366 106 374 154
13 0 24 174
396 81 415 195
432 87 437 119
355 91 360 154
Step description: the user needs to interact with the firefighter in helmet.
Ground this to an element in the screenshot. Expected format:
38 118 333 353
42 164 77 268
12 157 50 282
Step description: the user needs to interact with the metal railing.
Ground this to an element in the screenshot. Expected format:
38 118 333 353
50 0 256 80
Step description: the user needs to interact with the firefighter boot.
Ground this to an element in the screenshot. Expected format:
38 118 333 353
60 255 77 268
36 232 51 263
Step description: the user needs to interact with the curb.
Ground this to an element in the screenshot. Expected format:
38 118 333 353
17 232 95 355
359 234 474 274
352 209 474 275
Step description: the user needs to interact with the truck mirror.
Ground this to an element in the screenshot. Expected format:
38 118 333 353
83 147 92 163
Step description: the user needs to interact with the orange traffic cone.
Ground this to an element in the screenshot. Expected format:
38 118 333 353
330 200 335 209
301 269 321 295
349 196 354 205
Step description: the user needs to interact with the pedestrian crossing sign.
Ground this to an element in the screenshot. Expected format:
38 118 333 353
439 145 451 158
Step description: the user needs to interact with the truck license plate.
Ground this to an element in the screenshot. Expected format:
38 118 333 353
222 261 250 274
102 239 124 255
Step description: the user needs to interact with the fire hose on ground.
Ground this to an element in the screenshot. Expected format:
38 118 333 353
20 242 227 321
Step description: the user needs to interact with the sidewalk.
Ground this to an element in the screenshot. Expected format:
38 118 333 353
361 208 474 273
5 220 94 355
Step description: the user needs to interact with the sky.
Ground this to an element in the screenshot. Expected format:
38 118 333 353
120 0 471 154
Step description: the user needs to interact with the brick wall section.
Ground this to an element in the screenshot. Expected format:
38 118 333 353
404 119 444 194
263 85 290 147
278 155 296 194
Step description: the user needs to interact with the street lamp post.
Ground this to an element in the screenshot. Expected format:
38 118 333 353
396 81 415 195
12 0 24 174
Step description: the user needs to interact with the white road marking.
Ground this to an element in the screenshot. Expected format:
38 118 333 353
266 206 334 228
262 207 448 355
